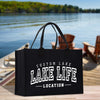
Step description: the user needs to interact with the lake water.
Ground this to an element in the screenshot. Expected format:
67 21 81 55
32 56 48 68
0 13 100 58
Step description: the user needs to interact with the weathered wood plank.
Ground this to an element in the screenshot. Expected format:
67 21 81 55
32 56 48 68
0 86 100 100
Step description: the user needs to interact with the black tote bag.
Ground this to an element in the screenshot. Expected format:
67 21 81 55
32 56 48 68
15 22 83 96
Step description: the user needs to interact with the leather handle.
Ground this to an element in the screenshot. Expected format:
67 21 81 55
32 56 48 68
40 22 69 49
30 22 69 50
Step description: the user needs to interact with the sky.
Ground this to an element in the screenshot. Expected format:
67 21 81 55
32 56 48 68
3 0 100 9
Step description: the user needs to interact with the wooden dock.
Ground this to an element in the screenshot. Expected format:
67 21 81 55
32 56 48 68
0 43 29 86
0 86 100 100
83 57 100 85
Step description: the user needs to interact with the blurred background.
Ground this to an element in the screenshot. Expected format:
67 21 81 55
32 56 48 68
0 0 100 58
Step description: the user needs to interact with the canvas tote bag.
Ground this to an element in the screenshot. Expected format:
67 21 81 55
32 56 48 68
15 22 83 96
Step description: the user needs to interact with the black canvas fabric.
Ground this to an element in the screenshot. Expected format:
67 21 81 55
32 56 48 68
15 22 83 96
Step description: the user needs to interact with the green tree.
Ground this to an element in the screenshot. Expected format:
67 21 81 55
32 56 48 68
0 1 99 13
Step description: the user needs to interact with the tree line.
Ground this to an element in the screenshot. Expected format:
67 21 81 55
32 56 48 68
0 1 100 13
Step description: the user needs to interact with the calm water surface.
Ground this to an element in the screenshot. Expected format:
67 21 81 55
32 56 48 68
0 13 100 58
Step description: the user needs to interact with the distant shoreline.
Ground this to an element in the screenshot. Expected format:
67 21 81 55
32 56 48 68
0 13 100 15
0 1 100 14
